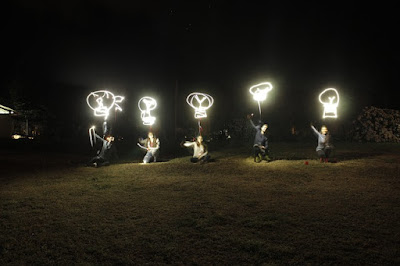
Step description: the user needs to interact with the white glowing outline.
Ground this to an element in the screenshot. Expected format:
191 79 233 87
86 90 124 120
249 82 273 116
249 82 273 102
186 92 214 119
319 88 339 118
138 96 157 126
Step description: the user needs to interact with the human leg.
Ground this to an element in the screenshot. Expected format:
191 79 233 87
143 151 153 163
263 148 271 161
199 154 210 164
316 150 325 162
190 157 199 163
153 150 160 162
325 148 332 159
98 160 110 167
253 146 261 162
87 156 101 167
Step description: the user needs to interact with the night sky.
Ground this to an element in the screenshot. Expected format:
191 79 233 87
1 1 399 139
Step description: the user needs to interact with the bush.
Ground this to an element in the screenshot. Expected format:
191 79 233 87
351 106 400 142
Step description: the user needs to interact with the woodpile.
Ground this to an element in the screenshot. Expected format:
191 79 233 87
352 106 400 142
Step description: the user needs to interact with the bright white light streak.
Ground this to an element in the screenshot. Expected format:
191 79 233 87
138 96 157 126
86 90 124 120
319 88 339 119
186 92 214 119
89 126 96 147
249 82 273 116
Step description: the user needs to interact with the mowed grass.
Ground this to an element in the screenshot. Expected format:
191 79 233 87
0 142 399 265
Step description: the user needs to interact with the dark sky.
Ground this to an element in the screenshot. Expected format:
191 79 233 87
1 0 399 135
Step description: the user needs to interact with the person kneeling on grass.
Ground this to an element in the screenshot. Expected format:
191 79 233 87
88 134 118 167
182 135 210 164
310 123 334 162
138 132 160 164
247 114 271 163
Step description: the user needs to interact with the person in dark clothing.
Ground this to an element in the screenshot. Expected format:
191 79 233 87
248 114 271 163
310 124 333 162
88 134 118 167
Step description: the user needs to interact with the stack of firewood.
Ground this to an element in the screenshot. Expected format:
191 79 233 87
352 106 400 142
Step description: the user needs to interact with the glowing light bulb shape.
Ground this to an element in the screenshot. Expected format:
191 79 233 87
86 90 124 120
138 96 157 126
186 92 214 119
319 88 339 118
249 82 273 102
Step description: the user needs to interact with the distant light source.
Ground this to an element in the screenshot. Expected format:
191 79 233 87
11 134 23 140
249 82 273 117
319 88 339 118
86 90 124 120
186 92 214 119
138 96 157 126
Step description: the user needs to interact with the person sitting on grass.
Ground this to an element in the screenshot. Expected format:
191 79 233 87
247 114 271 163
182 135 210 164
310 123 334 162
138 132 160 164
88 134 118 167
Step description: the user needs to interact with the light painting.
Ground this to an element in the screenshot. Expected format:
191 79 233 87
138 96 157 126
249 82 273 102
186 92 214 119
86 90 124 120
319 88 339 118
249 82 273 116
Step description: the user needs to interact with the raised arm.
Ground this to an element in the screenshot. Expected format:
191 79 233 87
310 125 319 137
249 119 260 130
95 133 104 142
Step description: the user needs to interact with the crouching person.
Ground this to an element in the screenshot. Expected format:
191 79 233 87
138 132 160 163
248 114 271 163
311 124 334 162
88 134 118 167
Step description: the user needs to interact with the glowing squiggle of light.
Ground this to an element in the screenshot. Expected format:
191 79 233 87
138 96 157 126
319 88 339 118
249 82 273 117
86 90 124 120
186 92 214 119
249 82 273 102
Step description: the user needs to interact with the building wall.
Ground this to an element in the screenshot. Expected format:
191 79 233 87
0 115 14 138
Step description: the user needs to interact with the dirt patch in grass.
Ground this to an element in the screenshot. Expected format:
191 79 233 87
1 142 399 264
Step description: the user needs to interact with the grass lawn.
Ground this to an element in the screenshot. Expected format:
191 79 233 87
1 142 399 264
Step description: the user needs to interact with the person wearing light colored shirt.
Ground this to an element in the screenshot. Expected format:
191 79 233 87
139 132 160 163
311 124 333 162
183 135 210 163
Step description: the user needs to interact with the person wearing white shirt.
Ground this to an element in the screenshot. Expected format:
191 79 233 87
183 135 210 163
